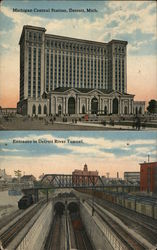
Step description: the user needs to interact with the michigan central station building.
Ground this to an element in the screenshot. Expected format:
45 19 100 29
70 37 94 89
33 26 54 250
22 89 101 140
17 25 145 116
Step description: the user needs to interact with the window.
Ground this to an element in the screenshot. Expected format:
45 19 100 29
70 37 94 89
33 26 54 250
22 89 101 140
32 105 36 115
34 33 37 41
44 105 47 115
29 32 32 39
38 105 41 114
39 33 42 41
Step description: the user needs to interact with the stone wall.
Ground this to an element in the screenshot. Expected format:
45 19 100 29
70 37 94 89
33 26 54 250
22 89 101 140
17 202 53 250
80 201 125 250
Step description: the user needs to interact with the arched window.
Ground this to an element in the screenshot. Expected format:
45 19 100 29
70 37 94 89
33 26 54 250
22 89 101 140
82 105 85 114
112 98 118 114
44 105 47 115
32 105 36 115
124 106 128 115
68 97 75 114
38 104 41 114
91 97 98 114
136 107 138 114
104 106 107 115
58 105 62 115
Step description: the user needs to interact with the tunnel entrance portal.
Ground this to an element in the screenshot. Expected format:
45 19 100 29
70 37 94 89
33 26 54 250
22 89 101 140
54 202 65 215
67 202 79 214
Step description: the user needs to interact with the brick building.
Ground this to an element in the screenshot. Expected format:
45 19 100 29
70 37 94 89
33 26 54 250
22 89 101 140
140 162 157 194
72 164 98 185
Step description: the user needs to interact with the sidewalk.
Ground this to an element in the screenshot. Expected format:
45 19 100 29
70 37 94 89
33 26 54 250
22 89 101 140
54 121 157 130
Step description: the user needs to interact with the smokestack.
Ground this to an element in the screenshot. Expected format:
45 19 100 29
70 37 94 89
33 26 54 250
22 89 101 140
117 172 119 179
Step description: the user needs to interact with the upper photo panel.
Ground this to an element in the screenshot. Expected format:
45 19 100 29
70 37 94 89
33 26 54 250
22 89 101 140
0 1 156 130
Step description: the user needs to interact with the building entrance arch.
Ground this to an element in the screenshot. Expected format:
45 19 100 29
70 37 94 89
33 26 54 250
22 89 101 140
38 105 41 115
58 105 62 115
113 98 118 114
91 97 98 114
44 105 47 115
68 97 75 114
82 105 85 114
124 106 128 115
104 106 107 115
32 105 36 115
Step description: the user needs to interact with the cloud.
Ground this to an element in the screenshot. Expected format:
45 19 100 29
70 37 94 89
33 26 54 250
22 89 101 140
68 136 156 149
127 55 157 101
10 134 156 150
135 146 157 156
1 2 156 55
107 1 156 34
0 131 156 178
1 148 156 179
0 134 156 164
1 148 24 152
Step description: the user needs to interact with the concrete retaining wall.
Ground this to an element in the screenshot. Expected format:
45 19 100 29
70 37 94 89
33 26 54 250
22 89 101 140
80 201 127 250
17 202 53 250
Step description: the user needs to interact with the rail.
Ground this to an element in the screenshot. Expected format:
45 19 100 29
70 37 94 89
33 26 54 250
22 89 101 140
0 200 45 249
87 200 155 250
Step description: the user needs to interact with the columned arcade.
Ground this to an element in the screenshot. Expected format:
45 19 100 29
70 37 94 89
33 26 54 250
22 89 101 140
18 87 146 116
48 87 134 116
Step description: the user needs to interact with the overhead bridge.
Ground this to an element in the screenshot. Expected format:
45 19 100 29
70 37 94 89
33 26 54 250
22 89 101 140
22 174 140 201
40 174 104 188
22 174 104 201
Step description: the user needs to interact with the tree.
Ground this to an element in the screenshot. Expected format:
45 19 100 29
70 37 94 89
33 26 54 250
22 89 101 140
147 99 157 114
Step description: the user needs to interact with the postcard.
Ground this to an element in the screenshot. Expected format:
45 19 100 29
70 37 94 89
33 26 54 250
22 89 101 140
0 0 156 130
0 130 157 249
0 1 157 250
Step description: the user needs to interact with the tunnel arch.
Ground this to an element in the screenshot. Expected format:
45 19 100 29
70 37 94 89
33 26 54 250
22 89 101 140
54 202 65 215
67 202 79 214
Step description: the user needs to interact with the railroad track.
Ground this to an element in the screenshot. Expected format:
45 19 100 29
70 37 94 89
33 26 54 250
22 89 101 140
93 198 157 245
107 207 157 245
87 200 147 250
0 209 23 231
70 213 94 250
44 214 62 250
75 230 87 250
75 230 93 250
0 200 46 248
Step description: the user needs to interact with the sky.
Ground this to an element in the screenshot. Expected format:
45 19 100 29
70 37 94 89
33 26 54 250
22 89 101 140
0 131 156 179
0 0 156 108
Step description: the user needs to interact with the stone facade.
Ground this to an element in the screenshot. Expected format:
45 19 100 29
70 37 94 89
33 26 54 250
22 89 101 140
18 87 138 116
134 101 145 115
49 88 134 115
17 97 49 116
17 25 145 116
48 87 134 116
